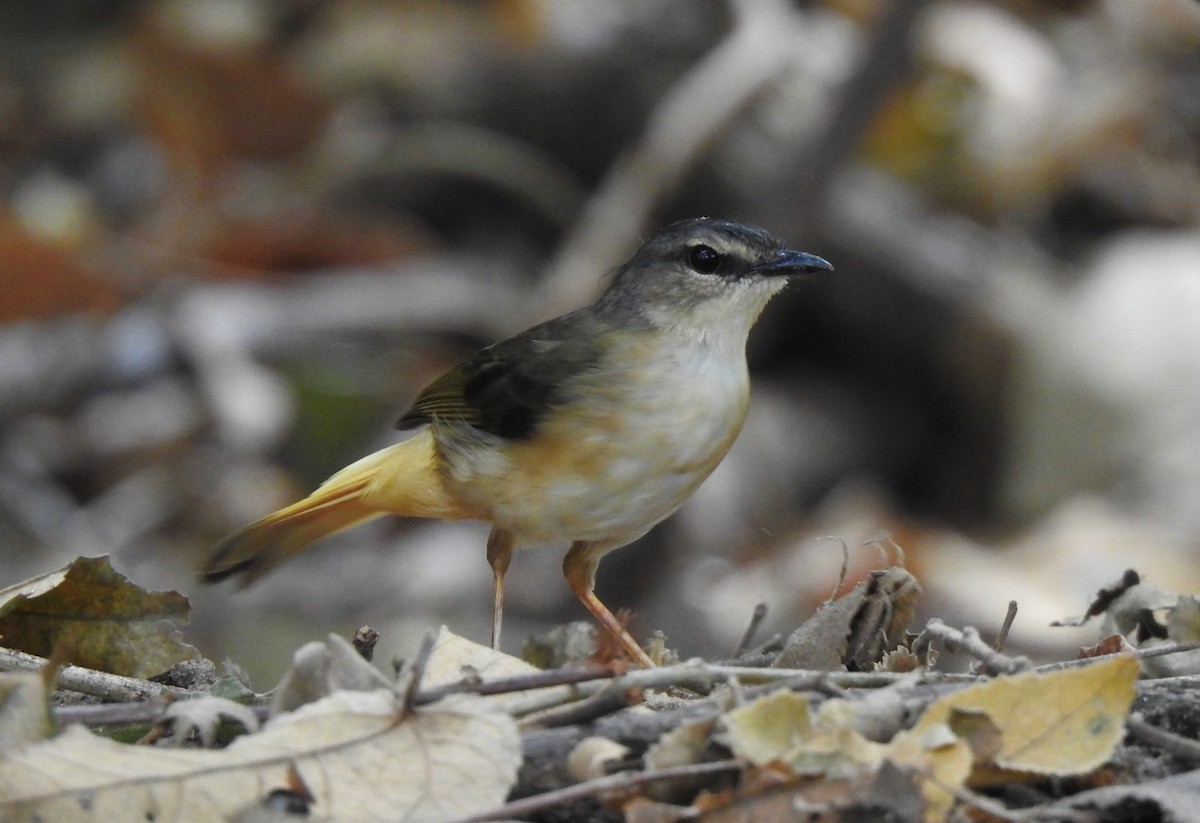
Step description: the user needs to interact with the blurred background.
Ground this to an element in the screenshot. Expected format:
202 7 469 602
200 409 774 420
1 0 1198 685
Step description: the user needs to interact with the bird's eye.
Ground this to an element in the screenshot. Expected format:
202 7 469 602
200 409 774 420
687 244 721 274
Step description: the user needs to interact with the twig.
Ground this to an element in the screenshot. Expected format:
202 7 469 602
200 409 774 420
537 0 814 314
0 646 192 701
969 600 1019 676
1035 642 1200 673
775 0 933 234
519 683 639 731
824 536 850 601
995 601 1019 652
916 619 1033 676
54 699 271 730
732 603 768 659
932 775 1048 822
415 665 615 706
401 631 440 716
1126 713 1200 761
453 760 743 823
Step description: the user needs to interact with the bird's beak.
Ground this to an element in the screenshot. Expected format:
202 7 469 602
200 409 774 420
755 249 834 277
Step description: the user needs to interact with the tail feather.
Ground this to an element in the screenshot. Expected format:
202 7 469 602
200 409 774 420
203 430 471 585
202 480 381 584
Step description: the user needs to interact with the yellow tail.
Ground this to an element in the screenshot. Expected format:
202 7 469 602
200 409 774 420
202 430 474 584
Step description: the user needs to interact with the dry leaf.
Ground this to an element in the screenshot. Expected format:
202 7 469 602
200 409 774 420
723 691 884 778
567 737 630 781
421 625 574 714
0 556 198 679
0 671 55 751
774 567 921 672
910 654 1137 780
1054 571 1200 676
644 717 719 802
887 723 973 823
0 689 520 823
694 764 923 823
723 690 812 767
271 633 390 715
159 696 260 747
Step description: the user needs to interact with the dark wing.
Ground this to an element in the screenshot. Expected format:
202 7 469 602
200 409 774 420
396 309 605 441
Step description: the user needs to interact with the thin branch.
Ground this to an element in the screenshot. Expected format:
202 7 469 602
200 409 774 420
1127 713 1200 761
453 760 743 823
0 646 192 702
1035 642 1200 674
732 603 769 659
917 619 1033 676
970 600 1020 676
537 0 813 315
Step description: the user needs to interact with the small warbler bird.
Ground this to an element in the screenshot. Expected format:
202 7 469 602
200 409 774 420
203 218 832 667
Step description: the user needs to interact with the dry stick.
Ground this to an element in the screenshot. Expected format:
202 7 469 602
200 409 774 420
774 0 933 235
969 600 1020 676
401 631 441 716
414 665 616 706
995 601 1019 652
519 684 639 731
1126 713 1200 761
732 603 769 659
0 646 191 702
918 619 1033 676
1035 642 1200 673
932 777 1036 823
453 760 743 823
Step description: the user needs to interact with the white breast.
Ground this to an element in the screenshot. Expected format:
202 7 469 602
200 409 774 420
440 333 751 548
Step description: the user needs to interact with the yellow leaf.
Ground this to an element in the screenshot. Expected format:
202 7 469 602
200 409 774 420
723 689 811 766
911 655 1137 777
723 692 884 779
888 723 973 823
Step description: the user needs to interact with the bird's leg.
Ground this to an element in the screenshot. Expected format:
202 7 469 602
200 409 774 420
563 540 656 668
486 528 514 650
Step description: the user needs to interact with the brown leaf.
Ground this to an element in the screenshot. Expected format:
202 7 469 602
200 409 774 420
774 567 922 672
0 218 122 321
0 556 198 679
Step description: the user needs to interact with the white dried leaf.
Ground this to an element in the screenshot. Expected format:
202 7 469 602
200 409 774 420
0 689 519 823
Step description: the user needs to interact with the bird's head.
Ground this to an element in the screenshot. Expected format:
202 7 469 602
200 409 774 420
596 218 832 345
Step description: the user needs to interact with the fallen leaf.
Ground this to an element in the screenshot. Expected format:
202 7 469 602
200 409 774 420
0 689 520 823
774 567 921 672
695 764 922 823
422 625 574 714
270 633 390 715
910 654 1137 780
643 717 719 802
723 691 884 778
0 671 55 751
723 689 812 767
567 736 630 781
887 722 973 823
159 696 260 747
0 556 198 679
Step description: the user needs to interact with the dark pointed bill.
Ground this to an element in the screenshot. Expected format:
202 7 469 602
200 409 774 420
754 249 834 277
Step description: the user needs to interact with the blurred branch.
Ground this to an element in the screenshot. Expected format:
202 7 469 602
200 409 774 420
781 0 931 234
320 121 587 232
536 0 820 315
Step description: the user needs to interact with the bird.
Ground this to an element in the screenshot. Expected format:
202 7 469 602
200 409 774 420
202 218 832 668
